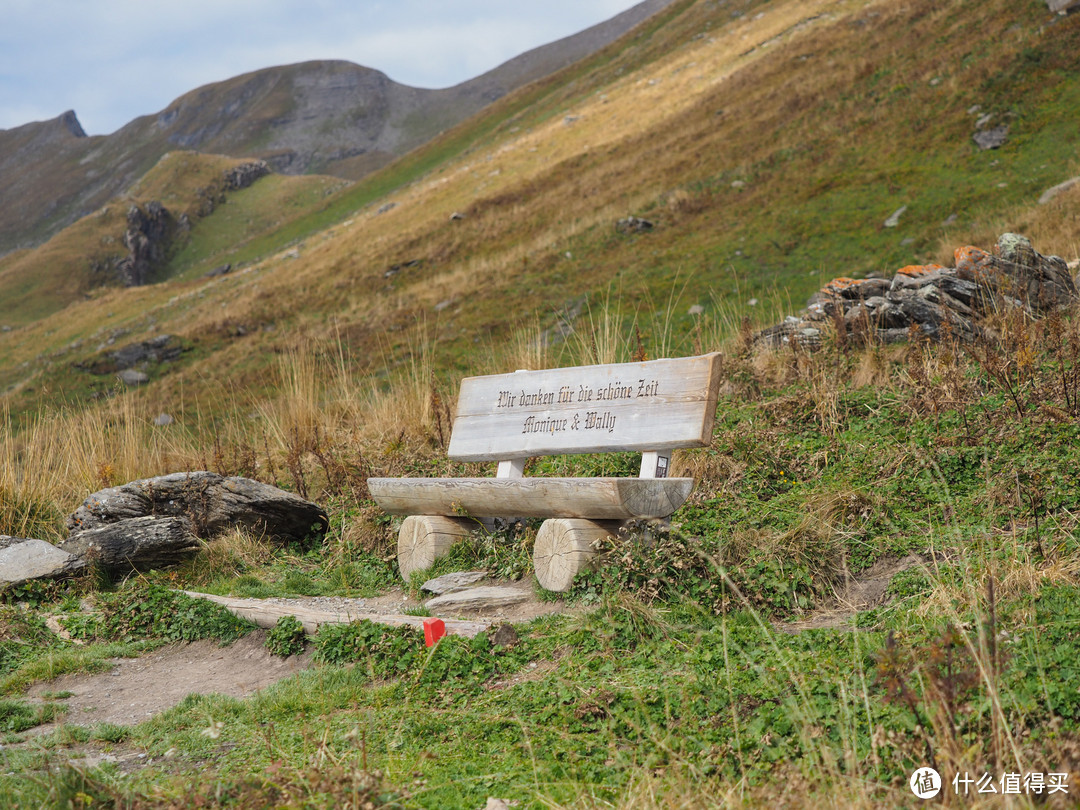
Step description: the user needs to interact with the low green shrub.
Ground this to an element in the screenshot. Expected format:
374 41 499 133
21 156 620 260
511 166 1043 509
66 583 254 644
266 614 306 657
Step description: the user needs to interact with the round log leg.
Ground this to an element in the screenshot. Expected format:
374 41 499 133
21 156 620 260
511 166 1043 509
533 518 620 592
397 516 473 581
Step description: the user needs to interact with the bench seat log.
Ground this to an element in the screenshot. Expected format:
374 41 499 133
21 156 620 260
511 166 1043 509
368 477 694 521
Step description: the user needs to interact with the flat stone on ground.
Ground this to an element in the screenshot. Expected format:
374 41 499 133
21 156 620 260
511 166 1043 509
425 585 529 612
420 570 489 594
0 536 85 588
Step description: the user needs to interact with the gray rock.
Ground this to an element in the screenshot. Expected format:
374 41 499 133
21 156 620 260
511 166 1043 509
1048 0 1080 12
973 125 1009 150
987 233 1077 313
110 334 177 369
153 413 174 427
489 624 519 647
221 160 270 190
421 570 489 595
615 216 654 234
66 471 328 544
755 233 1075 351
117 369 149 386
60 516 200 572
884 206 908 228
0 536 86 589
1038 176 1080 205
425 586 529 612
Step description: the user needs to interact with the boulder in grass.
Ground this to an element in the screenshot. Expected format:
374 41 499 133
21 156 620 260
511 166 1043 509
66 471 328 544
0 536 86 589
60 515 201 572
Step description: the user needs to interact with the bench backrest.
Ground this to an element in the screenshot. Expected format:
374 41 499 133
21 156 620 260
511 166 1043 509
447 353 721 477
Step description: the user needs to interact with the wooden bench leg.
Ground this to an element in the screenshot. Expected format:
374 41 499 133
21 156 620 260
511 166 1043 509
397 515 473 581
533 518 620 592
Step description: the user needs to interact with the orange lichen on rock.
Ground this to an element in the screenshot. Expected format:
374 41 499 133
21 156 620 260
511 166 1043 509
895 264 944 277
821 277 859 294
954 245 991 275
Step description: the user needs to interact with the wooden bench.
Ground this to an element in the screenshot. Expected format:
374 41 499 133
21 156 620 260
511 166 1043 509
368 353 722 591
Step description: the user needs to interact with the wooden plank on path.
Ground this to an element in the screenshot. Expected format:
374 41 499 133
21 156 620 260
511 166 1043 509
182 591 490 638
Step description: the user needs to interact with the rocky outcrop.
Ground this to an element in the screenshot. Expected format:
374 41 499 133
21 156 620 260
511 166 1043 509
67 471 329 544
1 474 328 589
755 234 1078 349
1047 0 1080 13
222 160 270 191
75 334 186 385
616 216 655 234
115 201 172 286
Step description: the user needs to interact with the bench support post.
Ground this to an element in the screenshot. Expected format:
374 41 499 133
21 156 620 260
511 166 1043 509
397 515 473 580
497 458 526 478
533 518 621 592
639 449 673 480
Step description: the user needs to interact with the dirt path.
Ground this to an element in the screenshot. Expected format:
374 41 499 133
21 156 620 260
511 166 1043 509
776 553 929 632
22 580 569 731
17 556 923 741
26 630 311 727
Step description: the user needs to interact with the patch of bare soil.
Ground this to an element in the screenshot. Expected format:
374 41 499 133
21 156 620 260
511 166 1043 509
26 630 311 727
776 554 929 633
19 578 572 738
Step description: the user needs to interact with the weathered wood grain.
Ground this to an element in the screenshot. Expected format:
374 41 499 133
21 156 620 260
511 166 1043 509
446 353 721 461
182 591 490 638
370 477 694 520
533 518 619 592
397 515 474 580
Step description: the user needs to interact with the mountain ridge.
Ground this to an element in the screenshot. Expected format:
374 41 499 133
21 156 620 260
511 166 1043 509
0 0 677 257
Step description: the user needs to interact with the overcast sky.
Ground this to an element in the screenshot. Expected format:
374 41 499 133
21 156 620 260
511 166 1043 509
0 1 646 135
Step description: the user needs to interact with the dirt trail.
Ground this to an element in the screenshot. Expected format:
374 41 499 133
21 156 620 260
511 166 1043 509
22 580 568 730
26 631 311 727
15 558 925 742
777 553 929 632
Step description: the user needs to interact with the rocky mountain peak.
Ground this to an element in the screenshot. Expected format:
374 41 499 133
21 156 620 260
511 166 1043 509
58 110 86 138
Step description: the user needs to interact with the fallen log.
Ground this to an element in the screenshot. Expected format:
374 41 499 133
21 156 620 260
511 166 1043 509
181 591 491 638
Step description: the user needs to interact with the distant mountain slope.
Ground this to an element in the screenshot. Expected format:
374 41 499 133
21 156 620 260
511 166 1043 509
0 0 676 257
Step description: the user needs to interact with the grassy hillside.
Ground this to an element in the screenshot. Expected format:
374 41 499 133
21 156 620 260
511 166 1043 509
3 290 1080 807
1 0 1080 806
0 152 344 326
2 0 1079 421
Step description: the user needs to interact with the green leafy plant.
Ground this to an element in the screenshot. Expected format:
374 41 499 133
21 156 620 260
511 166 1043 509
67 583 253 644
266 614 307 658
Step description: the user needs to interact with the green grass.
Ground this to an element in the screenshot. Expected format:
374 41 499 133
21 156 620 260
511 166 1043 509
3 315 1080 806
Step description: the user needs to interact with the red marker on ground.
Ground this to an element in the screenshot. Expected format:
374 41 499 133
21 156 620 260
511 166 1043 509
423 617 446 647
